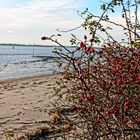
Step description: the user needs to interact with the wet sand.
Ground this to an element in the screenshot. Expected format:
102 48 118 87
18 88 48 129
0 73 62 139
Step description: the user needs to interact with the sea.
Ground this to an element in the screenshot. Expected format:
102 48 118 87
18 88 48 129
0 45 69 80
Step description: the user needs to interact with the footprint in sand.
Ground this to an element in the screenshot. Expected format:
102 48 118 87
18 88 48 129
3 85 7 89
0 102 5 105
47 83 52 86
32 81 37 84
15 90 20 93
31 85 38 87
17 112 22 116
38 100 43 103
32 79 39 82
38 81 48 85
22 82 29 85
20 86 26 88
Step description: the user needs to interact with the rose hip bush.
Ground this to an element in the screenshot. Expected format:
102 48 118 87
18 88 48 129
41 0 140 139
69 39 140 139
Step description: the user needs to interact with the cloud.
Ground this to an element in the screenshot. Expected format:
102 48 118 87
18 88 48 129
7 30 13 34
0 0 86 44
2 0 85 24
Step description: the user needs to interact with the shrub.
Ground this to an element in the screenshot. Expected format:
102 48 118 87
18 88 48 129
42 0 140 139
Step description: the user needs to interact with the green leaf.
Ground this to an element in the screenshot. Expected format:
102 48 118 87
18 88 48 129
133 41 139 47
90 55 94 62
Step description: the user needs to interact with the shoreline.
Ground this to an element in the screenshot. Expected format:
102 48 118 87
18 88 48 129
0 73 63 139
0 60 61 81
0 72 62 82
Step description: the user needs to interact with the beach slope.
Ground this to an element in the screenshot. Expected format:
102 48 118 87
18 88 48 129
0 73 62 138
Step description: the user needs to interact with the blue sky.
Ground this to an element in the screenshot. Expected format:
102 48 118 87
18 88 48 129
0 0 135 45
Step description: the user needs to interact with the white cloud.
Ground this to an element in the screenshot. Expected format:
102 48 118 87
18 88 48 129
0 0 86 44
7 30 13 34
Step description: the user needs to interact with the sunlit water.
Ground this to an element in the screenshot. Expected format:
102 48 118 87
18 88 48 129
0 45 64 80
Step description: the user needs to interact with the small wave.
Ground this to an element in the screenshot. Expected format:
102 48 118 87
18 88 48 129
33 56 60 60
12 56 59 65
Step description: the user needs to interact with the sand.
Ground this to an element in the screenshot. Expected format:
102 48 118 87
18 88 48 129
0 73 62 139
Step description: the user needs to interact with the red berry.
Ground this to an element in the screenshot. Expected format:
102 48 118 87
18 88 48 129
118 79 122 84
130 75 134 81
138 75 140 81
113 80 117 85
88 47 94 53
98 50 103 55
124 101 132 106
87 95 95 102
113 103 119 109
124 106 130 110
106 111 112 116
80 42 84 47
84 35 87 40
89 38 94 42
123 80 127 84
124 101 132 110
83 46 87 51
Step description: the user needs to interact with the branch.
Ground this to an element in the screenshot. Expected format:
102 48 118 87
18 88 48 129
57 25 82 33
87 11 140 39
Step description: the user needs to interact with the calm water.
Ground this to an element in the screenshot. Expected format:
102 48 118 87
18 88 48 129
0 45 101 80
0 45 63 80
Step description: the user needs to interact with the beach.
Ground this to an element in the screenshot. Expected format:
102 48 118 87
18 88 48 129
0 73 62 139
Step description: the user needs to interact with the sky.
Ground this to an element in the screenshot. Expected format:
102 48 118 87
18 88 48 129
0 0 104 45
0 0 138 45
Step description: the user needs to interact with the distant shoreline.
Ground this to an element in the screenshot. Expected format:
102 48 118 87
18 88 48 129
0 43 77 48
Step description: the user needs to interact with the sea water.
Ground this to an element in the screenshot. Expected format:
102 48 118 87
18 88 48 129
0 45 63 80
0 45 101 80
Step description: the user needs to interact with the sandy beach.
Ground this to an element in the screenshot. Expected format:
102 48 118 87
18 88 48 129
0 73 62 139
